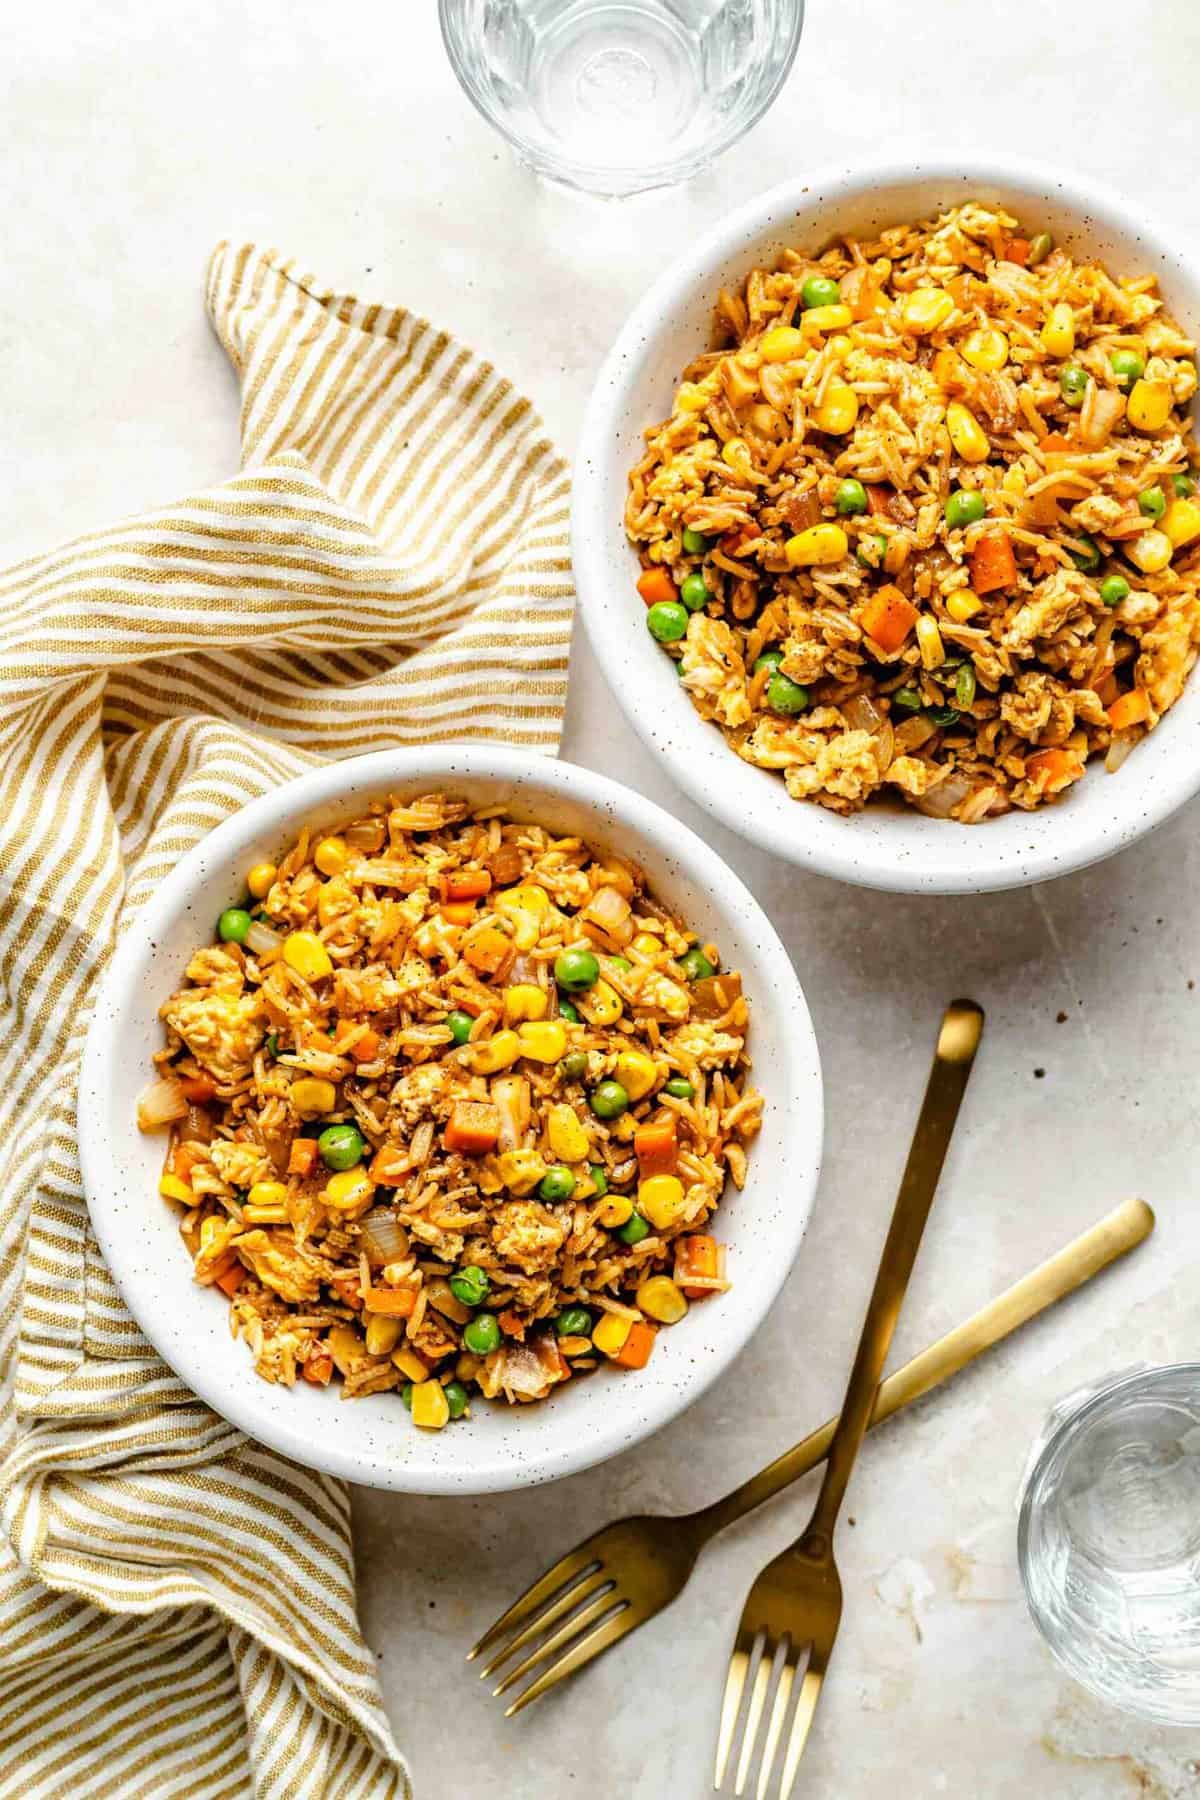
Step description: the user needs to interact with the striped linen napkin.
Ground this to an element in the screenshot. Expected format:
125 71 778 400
0 244 571 1798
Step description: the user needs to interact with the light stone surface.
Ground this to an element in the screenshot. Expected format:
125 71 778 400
7 2 1200 1793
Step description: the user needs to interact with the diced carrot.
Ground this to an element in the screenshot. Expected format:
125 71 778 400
462 926 516 979
303 1351 334 1385
970 529 1018 595
634 1118 678 1178
946 272 975 309
864 484 894 519
440 868 493 902
1107 689 1151 731
179 1075 216 1103
1004 236 1031 266
499 1308 526 1340
349 1029 381 1064
720 527 762 556
932 348 966 393
330 1273 363 1311
172 1141 204 1183
1039 432 1072 455
675 1234 725 1299
444 1100 501 1156
215 1262 246 1297
1026 747 1085 791
288 1138 319 1177
370 1144 409 1184
841 264 882 320
858 585 919 653
636 568 677 607
614 1320 658 1370
362 1285 417 1317
440 900 477 927
308 1029 337 1053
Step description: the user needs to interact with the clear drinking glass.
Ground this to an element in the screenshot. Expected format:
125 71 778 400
439 0 804 198
1019 1364 1200 1725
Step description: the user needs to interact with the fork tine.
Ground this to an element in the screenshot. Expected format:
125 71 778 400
733 1636 773 1797
491 1587 619 1698
503 1605 634 1717
714 1633 753 1791
477 1569 612 1680
776 1646 828 1800
468 1548 599 1662
754 1651 797 1800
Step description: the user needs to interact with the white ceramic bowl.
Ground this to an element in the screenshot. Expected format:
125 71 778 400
573 156 1200 894
79 748 822 1494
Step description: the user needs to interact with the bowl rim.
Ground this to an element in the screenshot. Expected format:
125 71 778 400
572 152 1200 893
78 746 824 1493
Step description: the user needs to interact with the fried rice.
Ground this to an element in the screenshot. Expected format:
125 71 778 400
138 794 762 1426
625 203 1200 822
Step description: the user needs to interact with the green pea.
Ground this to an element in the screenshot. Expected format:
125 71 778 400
265 1033 279 1059
1027 232 1054 267
681 526 710 554
1109 349 1144 392
678 947 716 982
446 1010 474 1045
561 1050 589 1081
1060 365 1089 408
401 1382 414 1410
217 907 252 944
767 672 810 716
554 947 600 993
928 706 960 728
646 600 689 643
555 1306 593 1338
1139 486 1166 520
801 275 841 310
317 1124 366 1171
610 955 632 972
590 1080 629 1121
449 1265 489 1308
680 572 711 612
539 1165 576 1203
954 665 977 709
945 489 987 529
1070 532 1102 573
665 1077 694 1098
835 478 868 516
463 1312 501 1356
1173 473 1196 497
856 533 888 570
617 1211 650 1246
1100 574 1130 607
588 1163 609 1196
753 648 785 674
892 686 924 712
443 1380 469 1420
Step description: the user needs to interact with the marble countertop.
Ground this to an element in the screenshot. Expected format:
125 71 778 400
7 2 1200 1793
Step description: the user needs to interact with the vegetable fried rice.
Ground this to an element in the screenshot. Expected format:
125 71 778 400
625 203 1200 822
139 796 761 1428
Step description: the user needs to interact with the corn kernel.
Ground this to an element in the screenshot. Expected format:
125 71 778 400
945 401 989 465
1127 378 1172 433
547 1103 589 1164
785 523 849 567
946 592 984 623
313 836 348 877
592 1313 633 1358
637 1175 686 1231
722 437 752 472
393 1345 431 1383
812 380 859 435
410 1379 450 1429
901 287 954 334
246 861 277 900
324 1169 375 1212
496 1149 548 1194
916 616 945 670
636 1275 689 1325
365 1315 403 1356
1163 497 1200 548
557 1335 593 1359
327 1324 364 1374
614 1049 658 1102
578 980 622 1026
802 303 853 333
426 1279 472 1324
468 1030 522 1074
243 1202 288 1223
282 930 333 982
508 909 540 951
1040 303 1075 358
290 1076 336 1117
631 932 662 957
247 1181 288 1210
829 333 853 359
676 381 710 413
317 876 352 929
496 883 550 917
503 983 548 1024
759 325 805 362
517 1021 567 1063
200 1216 233 1255
158 1173 193 1204
961 327 1009 372
1127 529 1173 574
598 1194 634 1228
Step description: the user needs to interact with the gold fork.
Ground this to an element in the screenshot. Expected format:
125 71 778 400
713 998 983 1797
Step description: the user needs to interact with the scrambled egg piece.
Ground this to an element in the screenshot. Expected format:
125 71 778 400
390 1063 448 1129
209 1139 275 1192
681 615 752 729
233 1229 326 1304
161 987 264 1084
1137 602 1200 716
490 1201 567 1273
667 1022 744 1071
1001 570 1091 655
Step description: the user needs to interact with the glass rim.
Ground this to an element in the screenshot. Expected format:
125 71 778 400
437 0 806 197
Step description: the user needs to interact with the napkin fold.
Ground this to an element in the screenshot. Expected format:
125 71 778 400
0 244 571 1798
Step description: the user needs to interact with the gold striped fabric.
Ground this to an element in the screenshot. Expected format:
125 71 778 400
0 243 572 1797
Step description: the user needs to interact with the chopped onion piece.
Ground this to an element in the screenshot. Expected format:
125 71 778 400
1106 733 1136 773
360 1208 408 1268
345 818 385 852
584 884 633 947
244 919 282 957
913 771 974 818
137 1077 189 1131
843 692 895 772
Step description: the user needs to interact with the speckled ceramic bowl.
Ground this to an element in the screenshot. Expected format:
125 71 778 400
78 748 822 1494
573 156 1200 893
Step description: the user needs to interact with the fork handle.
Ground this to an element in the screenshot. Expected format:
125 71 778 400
692 1195 1152 1539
